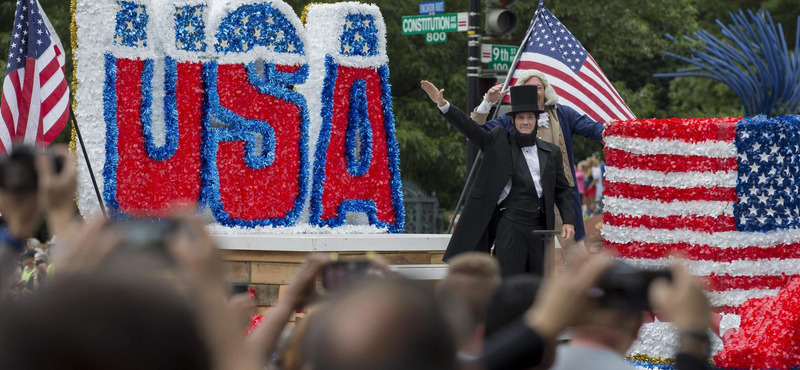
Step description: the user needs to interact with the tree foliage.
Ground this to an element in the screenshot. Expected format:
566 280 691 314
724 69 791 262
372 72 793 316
1 0 797 209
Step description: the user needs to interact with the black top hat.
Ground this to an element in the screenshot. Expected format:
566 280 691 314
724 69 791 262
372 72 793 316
505 85 545 116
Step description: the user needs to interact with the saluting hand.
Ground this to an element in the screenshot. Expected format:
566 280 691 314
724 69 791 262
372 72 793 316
420 80 447 107
485 84 510 104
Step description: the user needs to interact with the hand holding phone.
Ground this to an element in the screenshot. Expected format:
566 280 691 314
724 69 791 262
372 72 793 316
593 259 672 311
278 255 333 310
321 260 374 291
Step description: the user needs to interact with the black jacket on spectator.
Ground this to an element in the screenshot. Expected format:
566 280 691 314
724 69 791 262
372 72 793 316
441 105 574 262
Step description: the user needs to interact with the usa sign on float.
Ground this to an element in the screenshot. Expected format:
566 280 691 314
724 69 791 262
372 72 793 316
73 0 404 232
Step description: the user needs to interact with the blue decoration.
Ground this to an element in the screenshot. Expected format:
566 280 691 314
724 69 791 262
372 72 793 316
203 61 310 227
378 63 406 233
309 55 339 227
214 4 304 55
199 65 215 214
734 114 800 232
345 79 373 177
626 360 674 370
174 5 206 52
309 56 405 232
138 57 181 160
102 53 120 214
114 1 148 48
656 10 800 116
339 14 379 57
255 62 309 87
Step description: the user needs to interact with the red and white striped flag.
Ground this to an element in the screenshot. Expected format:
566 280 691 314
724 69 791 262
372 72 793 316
0 0 70 155
604 115 800 332
503 4 635 122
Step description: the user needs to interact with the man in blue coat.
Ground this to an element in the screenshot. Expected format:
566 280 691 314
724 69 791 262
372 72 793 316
470 70 609 268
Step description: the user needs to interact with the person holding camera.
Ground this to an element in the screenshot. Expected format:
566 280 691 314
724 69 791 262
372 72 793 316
29 256 49 291
0 145 78 292
478 259 711 370
19 250 37 282
421 80 575 278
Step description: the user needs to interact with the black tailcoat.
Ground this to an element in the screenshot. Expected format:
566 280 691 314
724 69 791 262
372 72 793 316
442 105 575 262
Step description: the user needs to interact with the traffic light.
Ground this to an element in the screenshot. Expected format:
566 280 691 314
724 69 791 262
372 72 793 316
484 0 517 36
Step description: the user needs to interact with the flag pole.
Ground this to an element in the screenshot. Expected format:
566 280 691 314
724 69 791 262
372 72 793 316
446 2 545 234
69 104 107 219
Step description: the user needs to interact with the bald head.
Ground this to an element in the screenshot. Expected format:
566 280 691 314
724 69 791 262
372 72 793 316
306 280 456 370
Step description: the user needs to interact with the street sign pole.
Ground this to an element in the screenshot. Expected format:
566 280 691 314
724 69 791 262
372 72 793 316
466 0 481 180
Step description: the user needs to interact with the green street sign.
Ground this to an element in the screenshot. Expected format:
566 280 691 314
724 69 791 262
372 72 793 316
401 12 468 35
425 32 448 44
481 44 519 70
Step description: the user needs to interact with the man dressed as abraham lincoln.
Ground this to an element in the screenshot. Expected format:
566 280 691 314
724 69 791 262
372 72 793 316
421 80 575 277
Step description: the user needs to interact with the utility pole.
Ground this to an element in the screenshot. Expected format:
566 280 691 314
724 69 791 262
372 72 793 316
465 0 481 177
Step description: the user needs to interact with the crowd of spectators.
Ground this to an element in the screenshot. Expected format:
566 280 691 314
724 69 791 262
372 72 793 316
0 144 712 370
576 155 604 218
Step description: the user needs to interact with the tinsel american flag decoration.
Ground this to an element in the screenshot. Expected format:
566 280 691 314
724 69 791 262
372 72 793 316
603 115 800 318
0 0 70 155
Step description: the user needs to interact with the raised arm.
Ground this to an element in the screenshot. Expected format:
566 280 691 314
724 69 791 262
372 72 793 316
421 80 494 150
470 85 511 131
561 105 604 142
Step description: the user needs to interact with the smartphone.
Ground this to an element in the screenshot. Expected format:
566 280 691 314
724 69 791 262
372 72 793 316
596 260 672 311
107 219 183 263
321 260 373 291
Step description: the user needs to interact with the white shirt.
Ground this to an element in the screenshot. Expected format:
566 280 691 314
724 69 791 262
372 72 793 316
439 101 453 113
438 101 543 204
475 96 495 114
498 145 542 204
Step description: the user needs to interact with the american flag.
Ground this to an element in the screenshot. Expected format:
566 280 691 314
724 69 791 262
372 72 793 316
503 5 635 122
603 115 800 323
0 0 70 155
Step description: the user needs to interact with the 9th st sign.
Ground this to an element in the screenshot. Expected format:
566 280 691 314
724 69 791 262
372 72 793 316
481 44 519 70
